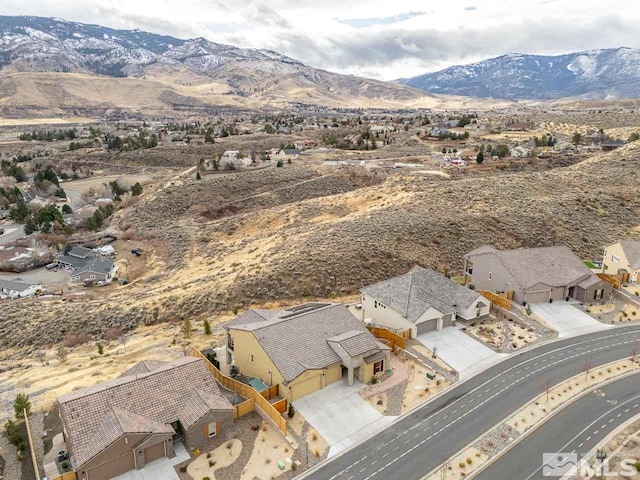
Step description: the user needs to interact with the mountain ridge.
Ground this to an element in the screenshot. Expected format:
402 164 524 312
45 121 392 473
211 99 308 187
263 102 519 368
397 47 640 100
0 15 486 112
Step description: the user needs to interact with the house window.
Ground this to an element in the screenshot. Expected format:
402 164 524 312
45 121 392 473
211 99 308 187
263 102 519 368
611 254 619 263
373 360 384 374
207 421 217 438
594 289 604 300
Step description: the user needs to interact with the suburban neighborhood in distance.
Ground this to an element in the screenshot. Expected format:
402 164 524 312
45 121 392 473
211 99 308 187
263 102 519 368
1 5 640 480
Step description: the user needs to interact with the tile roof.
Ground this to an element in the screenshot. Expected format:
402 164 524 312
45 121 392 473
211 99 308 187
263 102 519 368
119 360 169 378
618 240 640 269
227 303 386 383
58 357 232 469
327 330 380 358
467 245 599 289
361 266 481 322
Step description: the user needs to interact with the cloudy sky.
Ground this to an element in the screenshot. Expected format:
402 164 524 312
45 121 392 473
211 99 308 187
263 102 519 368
2 0 639 79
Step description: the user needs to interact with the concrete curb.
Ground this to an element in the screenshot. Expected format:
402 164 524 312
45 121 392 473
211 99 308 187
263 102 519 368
294 324 640 479
464 364 640 479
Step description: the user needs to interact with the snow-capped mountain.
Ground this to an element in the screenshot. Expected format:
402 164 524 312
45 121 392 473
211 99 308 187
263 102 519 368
398 48 640 100
0 15 434 108
0 15 305 77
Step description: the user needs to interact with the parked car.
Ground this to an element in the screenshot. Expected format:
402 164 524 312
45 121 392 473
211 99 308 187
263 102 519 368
131 248 141 256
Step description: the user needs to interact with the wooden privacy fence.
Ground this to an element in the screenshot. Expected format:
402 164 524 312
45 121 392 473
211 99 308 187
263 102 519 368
598 273 628 290
192 348 287 435
51 473 76 480
234 398 255 418
366 326 407 349
24 411 41 480
477 290 511 310
272 398 288 414
261 385 279 400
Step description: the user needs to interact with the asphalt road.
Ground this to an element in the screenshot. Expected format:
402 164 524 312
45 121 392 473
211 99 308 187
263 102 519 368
474 372 640 480
300 325 640 480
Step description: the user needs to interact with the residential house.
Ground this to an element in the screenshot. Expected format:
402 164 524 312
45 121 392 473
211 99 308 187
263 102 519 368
504 121 531 131
428 126 449 137
274 148 301 161
225 303 390 401
459 150 477 162
370 125 395 135
57 249 116 285
510 145 532 158
220 150 253 169
361 266 490 338
602 240 640 283
463 245 613 305
601 140 626 151
0 279 41 299
56 357 234 480
67 246 93 259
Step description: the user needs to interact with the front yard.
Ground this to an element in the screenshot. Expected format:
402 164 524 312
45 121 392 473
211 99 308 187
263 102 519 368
179 413 306 480
583 291 640 325
357 352 452 416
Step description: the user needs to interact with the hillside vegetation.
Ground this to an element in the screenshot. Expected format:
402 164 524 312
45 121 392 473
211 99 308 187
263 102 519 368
1 145 639 353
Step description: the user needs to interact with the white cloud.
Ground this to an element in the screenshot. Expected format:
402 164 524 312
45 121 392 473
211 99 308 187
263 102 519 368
1 0 639 79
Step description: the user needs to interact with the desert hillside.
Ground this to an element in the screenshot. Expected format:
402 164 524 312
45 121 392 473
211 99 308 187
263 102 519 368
1 144 639 353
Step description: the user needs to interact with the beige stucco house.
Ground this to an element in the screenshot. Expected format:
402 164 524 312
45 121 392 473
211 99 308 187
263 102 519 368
464 245 613 305
225 303 390 402
57 357 234 480
602 240 640 283
361 266 490 337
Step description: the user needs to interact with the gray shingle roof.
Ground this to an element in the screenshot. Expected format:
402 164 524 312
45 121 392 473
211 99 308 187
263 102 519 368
58 357 232 469
469 245 598 289
59 254 114 276
68 246 93 258
0 279 39 292
618 240 640 269
361 266 481 322
227 303 386 383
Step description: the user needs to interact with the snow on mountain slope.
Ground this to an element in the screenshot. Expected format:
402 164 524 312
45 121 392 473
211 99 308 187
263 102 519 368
0 15 437 105
399 48 640 100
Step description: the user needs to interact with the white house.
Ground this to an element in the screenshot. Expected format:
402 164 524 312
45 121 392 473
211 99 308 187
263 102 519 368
0 279 41 299
220 151 253 169
361 266 490 338
510 146 531 158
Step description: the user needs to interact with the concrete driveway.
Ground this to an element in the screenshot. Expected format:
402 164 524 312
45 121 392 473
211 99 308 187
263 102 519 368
293 379 393 456
417 326 505 375
112 457 179 480
531 301 610 337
